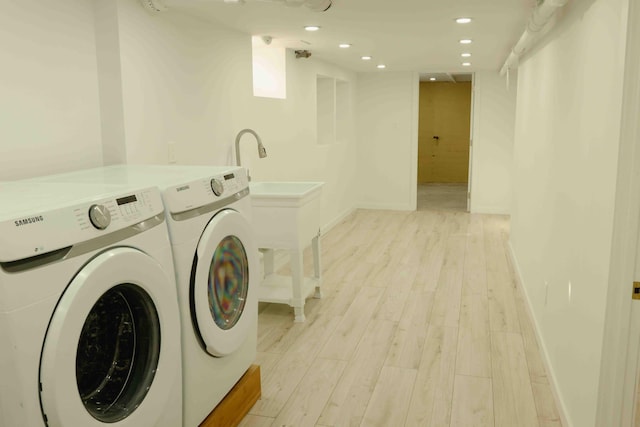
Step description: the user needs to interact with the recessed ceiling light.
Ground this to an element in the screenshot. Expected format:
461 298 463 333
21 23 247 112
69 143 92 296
304 26 320 32
377 64 386 69
361 56 372 60
456 17 472 24
459 39 472 44
462 62 471 66
339 43 351 48
461 53 472 57
430 77 436 81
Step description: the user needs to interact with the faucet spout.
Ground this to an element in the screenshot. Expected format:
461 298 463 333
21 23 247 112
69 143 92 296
234 128 267 168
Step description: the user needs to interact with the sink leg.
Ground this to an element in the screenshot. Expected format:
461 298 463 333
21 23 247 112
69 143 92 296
262 248 275 277
312 232 322 299
293 307 306 323
290 249 306 322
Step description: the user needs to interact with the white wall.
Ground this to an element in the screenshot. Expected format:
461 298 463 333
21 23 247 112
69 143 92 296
0 2 513 226
356 70 515 214
0 0 103 181
356 72 419 210
470 71 517 214
0 0 358 231
246 55 359 229
94 0 127 165
597 0 640 423
116 0 253 166
509 0 628 425
114 3 359 230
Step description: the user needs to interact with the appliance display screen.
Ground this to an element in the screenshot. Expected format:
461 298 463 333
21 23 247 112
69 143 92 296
224 173 234 180
116 195 137 206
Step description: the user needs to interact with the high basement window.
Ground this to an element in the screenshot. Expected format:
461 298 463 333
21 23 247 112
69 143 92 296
251 36 286 99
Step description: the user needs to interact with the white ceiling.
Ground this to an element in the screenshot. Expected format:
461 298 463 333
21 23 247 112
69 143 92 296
162 0 535 74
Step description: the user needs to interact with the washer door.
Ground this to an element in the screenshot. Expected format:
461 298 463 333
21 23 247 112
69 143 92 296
40 247 180 427
192 209 258 357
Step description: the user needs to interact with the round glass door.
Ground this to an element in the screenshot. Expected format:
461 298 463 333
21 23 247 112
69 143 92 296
40 247 181 427
192 209 258 357
76 284 160 423
208 235 249 330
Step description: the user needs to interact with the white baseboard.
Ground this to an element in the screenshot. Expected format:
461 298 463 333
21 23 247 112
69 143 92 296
506 241 571 427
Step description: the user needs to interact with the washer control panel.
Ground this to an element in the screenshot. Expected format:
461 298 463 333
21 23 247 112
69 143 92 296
72 189 158 232
0 186 164 263
163 167 248 214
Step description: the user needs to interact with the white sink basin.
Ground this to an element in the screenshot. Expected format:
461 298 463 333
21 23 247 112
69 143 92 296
249 181 323 207
249 181 324 248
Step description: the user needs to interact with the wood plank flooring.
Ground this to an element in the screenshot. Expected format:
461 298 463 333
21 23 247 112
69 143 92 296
241 209 562 427
417 184 467 212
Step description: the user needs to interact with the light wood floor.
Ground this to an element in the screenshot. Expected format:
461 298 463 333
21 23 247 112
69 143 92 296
417 184 467 212
240 209 562 427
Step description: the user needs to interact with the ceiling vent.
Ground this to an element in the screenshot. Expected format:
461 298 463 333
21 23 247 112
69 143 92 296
295 50 312 59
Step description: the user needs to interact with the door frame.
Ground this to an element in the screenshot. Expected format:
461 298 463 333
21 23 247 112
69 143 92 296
410 72 419 211
467 73 476 212
413 74 474 212
596 0 640 424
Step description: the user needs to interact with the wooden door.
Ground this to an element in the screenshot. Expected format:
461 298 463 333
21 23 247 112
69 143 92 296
418 81 472 183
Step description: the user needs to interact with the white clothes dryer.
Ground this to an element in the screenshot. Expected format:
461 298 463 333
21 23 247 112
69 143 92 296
0 181 182 427
32 165 259 427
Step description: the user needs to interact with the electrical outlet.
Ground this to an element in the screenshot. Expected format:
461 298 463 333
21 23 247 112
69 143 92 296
168 142 177 164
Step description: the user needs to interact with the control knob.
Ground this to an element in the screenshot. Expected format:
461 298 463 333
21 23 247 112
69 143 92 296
210 178 224 196
88 204 111 230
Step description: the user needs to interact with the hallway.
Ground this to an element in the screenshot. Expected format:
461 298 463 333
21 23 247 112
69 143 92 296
243 209 561 426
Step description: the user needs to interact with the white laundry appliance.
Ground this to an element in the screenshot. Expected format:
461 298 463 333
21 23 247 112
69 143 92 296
31 165 260 427
0 180 182 427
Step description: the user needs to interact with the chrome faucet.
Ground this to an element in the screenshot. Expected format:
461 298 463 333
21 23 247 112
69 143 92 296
234 128 267 171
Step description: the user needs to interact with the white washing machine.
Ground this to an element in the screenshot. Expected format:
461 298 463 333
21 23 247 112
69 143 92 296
31 165 260 427
0 180 182 427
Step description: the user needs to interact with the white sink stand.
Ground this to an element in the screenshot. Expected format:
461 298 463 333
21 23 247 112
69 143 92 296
258 233 322 322
250 182 324 322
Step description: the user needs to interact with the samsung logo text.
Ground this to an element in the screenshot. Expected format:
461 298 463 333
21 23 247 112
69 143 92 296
14 216 44 227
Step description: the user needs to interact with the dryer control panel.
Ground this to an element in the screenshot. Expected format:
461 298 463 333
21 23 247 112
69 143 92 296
0 186 163 263
162 167 248 214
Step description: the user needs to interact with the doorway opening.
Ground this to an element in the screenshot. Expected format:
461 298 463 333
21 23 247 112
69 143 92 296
417 73 473 212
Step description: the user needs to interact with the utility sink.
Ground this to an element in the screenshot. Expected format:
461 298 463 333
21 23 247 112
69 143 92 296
249 181 324 322
249 181 324 248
